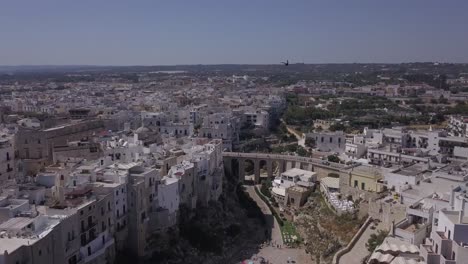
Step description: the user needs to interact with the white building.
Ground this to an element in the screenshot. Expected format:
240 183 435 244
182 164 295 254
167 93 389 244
243 109 269 132
200 113 240 151
307 131 346 152
157 176 180 227
272 168 316 205
384 164 428 192
0 133 15 186
420 206 468 264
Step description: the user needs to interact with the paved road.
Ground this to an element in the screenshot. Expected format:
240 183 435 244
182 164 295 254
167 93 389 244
340 222 382 264
245 185 283 245
281 119 306 148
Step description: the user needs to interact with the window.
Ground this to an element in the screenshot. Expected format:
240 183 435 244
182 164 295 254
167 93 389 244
354 180 358 188
361 182 365 190
330 137 333 143
68 255 77 264
87 246 91 256
81 233 86 246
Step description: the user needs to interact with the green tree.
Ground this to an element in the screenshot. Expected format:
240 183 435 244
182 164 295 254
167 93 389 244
366 230 388 252
296 146 308 157
305 137 316 147
327 155 340 163
260 179 272 198
329 123 346 132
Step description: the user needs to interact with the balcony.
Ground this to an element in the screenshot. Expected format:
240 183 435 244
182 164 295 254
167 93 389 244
440 254 456 264
83 237 115 263
394 220 429 245
420 242 440 264
81 222 97 233
407 207 431 220
65 235 78 252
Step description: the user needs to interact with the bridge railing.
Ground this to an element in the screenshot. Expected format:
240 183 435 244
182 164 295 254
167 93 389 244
222 152 358 170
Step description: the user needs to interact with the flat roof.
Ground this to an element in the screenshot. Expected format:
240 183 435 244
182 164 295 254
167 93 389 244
349 165 382 177
393 164 427 176
289 186 308 193
0 237 37 254
401 177 458 202
0 217 35 231
443 210 468 224
282 168 317 177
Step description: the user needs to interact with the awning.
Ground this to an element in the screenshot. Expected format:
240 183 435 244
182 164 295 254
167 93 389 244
376 242 419 254
369 251 394 263
272 187 286 197
321 177 340 189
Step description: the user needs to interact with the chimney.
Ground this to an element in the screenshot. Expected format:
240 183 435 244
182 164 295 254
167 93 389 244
459 198 466 224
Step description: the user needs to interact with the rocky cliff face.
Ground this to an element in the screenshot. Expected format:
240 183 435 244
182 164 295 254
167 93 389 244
117 178 267 264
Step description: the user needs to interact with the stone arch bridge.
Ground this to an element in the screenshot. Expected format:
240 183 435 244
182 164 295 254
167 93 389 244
223 152 358 183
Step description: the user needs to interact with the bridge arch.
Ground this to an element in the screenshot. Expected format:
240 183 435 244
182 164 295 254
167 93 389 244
223 152 351 184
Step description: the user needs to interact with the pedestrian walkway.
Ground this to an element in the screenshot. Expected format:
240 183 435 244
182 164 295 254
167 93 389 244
242 185 313 263
245 185 283 245
340 222 382 264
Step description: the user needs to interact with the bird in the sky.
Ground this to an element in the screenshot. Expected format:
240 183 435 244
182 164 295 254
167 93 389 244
281 60 289 66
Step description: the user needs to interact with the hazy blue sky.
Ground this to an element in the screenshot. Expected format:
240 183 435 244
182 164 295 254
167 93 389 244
1 0 468 65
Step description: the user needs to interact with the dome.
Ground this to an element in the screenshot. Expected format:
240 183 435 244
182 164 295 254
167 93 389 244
135 126 151 134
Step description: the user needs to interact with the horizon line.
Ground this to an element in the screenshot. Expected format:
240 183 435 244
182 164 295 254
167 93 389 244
1 61 468 68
